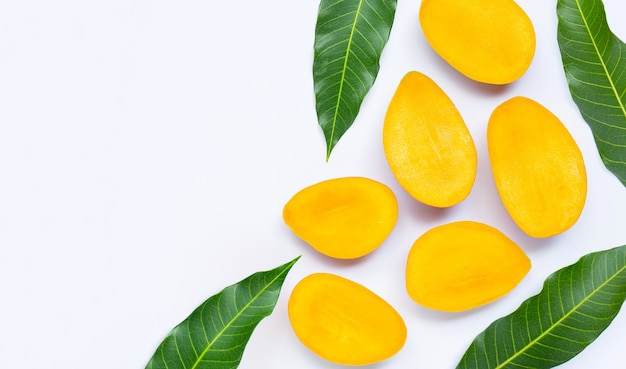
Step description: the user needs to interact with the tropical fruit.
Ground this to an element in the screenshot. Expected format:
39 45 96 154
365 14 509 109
406 221 531 312
283 177 398 258
419 0 536 84
288 273 407 365
383 71 477 207
487 96 587 237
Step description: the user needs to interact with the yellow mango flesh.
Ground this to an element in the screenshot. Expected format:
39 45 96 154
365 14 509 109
288 273 407 365
419 0 535 84
406 221 530 312
282 177 398 259
488 96 587 238
383 71 476 207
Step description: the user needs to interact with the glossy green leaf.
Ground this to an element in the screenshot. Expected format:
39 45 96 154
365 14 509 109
145 256 300 369
456 244 626 369
557 0 626 187
313 0 397 160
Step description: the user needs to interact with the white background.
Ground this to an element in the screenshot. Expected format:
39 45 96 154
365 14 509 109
1 1 626 368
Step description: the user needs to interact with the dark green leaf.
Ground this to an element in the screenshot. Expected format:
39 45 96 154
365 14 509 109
456 245 626 369
145 256 300 369
557 0 626 187
313 0 397 160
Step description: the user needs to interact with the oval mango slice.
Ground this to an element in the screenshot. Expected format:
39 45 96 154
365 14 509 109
406 221 530 312
288 273 407 365
282 177 398 259
383 71 477 207
419 0 535 84
488 96 587 238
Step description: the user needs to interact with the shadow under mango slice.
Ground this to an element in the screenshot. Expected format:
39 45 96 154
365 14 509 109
383 71 477 208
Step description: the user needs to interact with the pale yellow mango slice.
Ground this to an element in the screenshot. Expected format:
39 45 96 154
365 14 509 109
488 96 587 238
419 0 536 84
282 177 398 259
406 221 531 312
288 273 407 365
383 71 477 207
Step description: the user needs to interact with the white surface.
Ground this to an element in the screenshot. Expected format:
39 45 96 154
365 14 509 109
1 1 626 368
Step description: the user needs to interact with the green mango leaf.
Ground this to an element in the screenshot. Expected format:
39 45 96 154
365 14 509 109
557 0 626 187
313 0 397 160
456 244 626 369
145 256 300 369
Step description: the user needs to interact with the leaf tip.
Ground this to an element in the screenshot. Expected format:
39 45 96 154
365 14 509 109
288 255 302 267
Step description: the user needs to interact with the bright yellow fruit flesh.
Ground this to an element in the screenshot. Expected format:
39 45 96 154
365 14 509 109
288 273 407 365
419 0 536 84
383 71 477 207
283 177 398 258
488 96 587 238
406 221 531 312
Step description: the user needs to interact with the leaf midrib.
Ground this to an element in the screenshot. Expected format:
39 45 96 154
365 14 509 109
189 261 295 369
572 0 626 122
326 0 365 160
495 262 626 368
